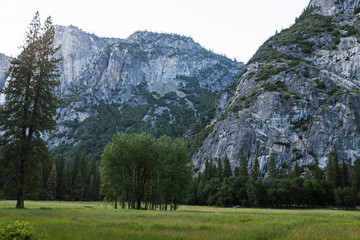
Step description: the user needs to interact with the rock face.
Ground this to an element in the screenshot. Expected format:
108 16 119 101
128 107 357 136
193 0 360 176
0 53 11 105
0 26 243 158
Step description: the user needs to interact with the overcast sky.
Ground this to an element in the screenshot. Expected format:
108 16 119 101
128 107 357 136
1 0 310 63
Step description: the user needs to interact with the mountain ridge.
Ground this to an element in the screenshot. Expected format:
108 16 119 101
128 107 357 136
193 0 360 175
1 25 243 159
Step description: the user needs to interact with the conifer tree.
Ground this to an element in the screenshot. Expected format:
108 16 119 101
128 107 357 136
216 158 223 180
292 162 301 178
55 155 65 199
73 171 84 201
72 149 81 184
239 156 249 179
58 164 69 200
314 163 324 181
87 156 97 200
354 158 360 192
80 152 88 188
327 150 341 188
267 155 277 179
222 155 232 178
0 12 60 208
46 164 57 200
341 159 349 187
251 157 261 180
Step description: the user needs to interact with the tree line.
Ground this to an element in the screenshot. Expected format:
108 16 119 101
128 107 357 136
189 151 360 209
0 149 102 202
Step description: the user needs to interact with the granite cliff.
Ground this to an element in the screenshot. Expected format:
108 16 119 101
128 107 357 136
193 0 360 176
0 26 244 158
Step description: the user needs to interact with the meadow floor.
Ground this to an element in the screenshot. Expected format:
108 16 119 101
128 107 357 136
0 200 359 239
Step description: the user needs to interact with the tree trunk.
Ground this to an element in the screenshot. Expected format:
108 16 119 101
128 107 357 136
16 187 25 209
137 199 141 210
16 159 25 209
114 197 117 209
165 203 167 211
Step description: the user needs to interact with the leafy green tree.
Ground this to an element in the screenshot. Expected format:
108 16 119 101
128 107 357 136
102 132 191 210
163 138 192 210
0 12 60 208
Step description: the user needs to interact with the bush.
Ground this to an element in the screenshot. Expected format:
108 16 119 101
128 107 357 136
255 65 288 81
0 221 34 240
341 25 357 37
354 7 360 15
314 79 326 89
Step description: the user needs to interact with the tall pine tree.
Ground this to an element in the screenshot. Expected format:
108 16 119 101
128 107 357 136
267 155 277 179
0 12 60 208
251 157 261 181
46 164 57 200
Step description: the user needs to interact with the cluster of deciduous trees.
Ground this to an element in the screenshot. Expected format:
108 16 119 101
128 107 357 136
101 132 192 210
189 151 360 209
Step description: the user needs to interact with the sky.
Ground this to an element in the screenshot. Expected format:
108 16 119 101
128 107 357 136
1 0 310 63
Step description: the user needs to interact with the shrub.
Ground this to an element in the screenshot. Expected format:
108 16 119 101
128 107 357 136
261 82 278 92
255 65 287 81
354 7 360 15
0 221 34 240
341 25 357 36
314 79 326 89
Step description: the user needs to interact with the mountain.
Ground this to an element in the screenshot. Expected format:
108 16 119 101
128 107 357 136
0 53 11 104
0 26 243 158
193 0 360 175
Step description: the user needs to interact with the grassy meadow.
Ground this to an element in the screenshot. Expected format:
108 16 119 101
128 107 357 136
0 201 359 239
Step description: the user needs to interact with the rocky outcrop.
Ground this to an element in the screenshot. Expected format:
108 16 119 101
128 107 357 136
0 53 11 105
47 26 243 157
193 0 360 176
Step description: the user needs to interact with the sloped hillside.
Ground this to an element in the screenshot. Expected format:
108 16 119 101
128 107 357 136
193 0 360 176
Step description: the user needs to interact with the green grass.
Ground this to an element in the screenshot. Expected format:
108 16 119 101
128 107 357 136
0 201 359 239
